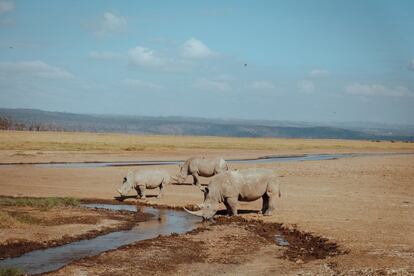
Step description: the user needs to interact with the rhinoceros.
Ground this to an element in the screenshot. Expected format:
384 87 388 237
184 168 280 220
172 157 228 189
117 170 170 199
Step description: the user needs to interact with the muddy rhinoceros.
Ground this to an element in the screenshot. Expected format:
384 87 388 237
172 157 228 189
184 168 280 220
117 170 170 199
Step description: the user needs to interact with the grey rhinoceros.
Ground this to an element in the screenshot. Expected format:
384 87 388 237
118 170 170 199
172 157 228 189
184 168 280 220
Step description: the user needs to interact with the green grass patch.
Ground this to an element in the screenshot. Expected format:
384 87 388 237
0 267 25 276
0 197 80 210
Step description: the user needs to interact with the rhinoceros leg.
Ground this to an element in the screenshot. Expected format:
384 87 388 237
157 180 166 198
192 173 201 189
139 185 146 199
226 197 238 216
263 184 277 216
265 195 276 216
261 193 269 214
134 186 141 198
223 201 233 215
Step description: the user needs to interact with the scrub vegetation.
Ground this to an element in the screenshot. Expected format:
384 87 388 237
0 196 80 209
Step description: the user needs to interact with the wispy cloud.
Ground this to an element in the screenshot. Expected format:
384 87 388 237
248 80 275 91
124 78 163 90
0 60 73 79
89 50 124 60
127 45 192 72
193 77 231 92
298 80 315 94
128 46 167 68
310 69 330 77
0 1 14 13
93 12 127 37
181 38 216 59
409 59 414 71
345 83 413 97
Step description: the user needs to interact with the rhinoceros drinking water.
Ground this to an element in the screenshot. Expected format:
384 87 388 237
118 170 171 199
184 168 280 220
172 157 228 189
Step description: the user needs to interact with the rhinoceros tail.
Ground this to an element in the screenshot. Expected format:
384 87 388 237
278 181 282 198
218 158 227 170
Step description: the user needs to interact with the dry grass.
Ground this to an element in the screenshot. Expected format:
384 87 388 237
0 211 24 228
0 197 80 228
0 267 25 276
0 197 80 209
0 130 413 152
0 211 40 228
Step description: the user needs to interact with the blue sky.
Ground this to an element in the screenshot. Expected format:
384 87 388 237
0 0 413 124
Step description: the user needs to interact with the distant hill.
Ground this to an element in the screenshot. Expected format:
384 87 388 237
0 108 413 141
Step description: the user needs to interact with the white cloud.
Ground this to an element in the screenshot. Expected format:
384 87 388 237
193 78 231 92
124 78 163 90
89 51 123 60
345 83 413 97
127 45 193 72
181 38 215 59
248 80 275 91
310 69 330 77
298 80 315 94
0 1 14 13
128 46 166 68
94 12 127 36
0 60 73 79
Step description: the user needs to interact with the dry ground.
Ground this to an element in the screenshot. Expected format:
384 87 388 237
0 131 413 275
1 130 414 164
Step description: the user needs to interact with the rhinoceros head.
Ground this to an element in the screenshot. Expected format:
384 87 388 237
171 164 186 184
118 171 134 196
184 187 218 220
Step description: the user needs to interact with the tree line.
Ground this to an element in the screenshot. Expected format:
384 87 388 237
0 117 65 131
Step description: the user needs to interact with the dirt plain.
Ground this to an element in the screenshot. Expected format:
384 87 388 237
0 198 149 260
0 131 413 275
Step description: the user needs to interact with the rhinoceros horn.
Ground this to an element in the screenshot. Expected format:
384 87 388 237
183 207 204 217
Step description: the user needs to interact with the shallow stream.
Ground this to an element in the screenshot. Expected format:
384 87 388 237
0 204 200 275
1 152 411 168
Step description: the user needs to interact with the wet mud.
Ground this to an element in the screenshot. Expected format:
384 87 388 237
0 206 150 260
1 198 342 274
212 216 342 262
45 214 344 275
60 234 208 275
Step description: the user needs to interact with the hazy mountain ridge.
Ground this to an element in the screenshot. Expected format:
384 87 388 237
0 108 413 141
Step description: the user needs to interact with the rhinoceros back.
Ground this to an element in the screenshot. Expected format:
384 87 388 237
232 169 276 202
136 170 170 189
